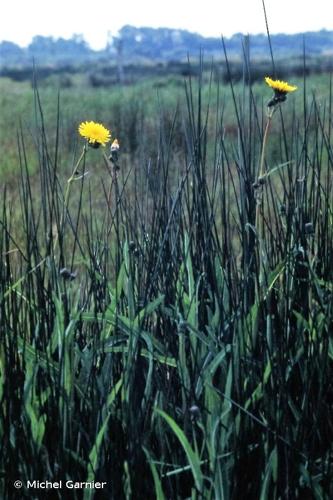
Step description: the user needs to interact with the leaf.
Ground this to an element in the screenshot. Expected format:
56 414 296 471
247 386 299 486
259 446 278 500
184 233 195 298
85 377 123 500
135 295 165 325
264 160 293 179
205 346 232 381
155 409 203 493
143 447 166 500
264 261 286 299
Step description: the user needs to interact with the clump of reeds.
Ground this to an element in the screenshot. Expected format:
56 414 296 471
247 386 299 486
1 45 333 500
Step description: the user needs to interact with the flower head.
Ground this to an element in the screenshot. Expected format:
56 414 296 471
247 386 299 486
78 121 111 147
265 77 297 94
265 77 297 107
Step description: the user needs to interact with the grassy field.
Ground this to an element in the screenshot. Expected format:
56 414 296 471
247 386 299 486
1 58 333 499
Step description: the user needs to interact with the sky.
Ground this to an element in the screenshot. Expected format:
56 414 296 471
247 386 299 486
0 0 332 50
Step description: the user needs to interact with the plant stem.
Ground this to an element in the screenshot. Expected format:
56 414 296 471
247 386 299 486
53 144 87 254
255 106 275 298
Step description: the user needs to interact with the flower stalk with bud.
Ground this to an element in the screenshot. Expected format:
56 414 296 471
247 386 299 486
255 77 297 298
54 120 112 253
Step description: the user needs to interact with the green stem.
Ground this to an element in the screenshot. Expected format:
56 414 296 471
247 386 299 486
53 144 87 253
255 107 275 299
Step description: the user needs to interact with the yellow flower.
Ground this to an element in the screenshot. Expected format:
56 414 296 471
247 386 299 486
265 77 297 94
78 121 111 147
265 77 297 108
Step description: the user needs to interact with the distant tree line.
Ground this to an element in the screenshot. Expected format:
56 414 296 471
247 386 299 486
0 26 333 70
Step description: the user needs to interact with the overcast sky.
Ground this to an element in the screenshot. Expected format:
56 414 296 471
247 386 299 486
1 0 332 49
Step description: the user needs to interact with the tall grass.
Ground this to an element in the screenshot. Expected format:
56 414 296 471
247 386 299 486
1 52 333 499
